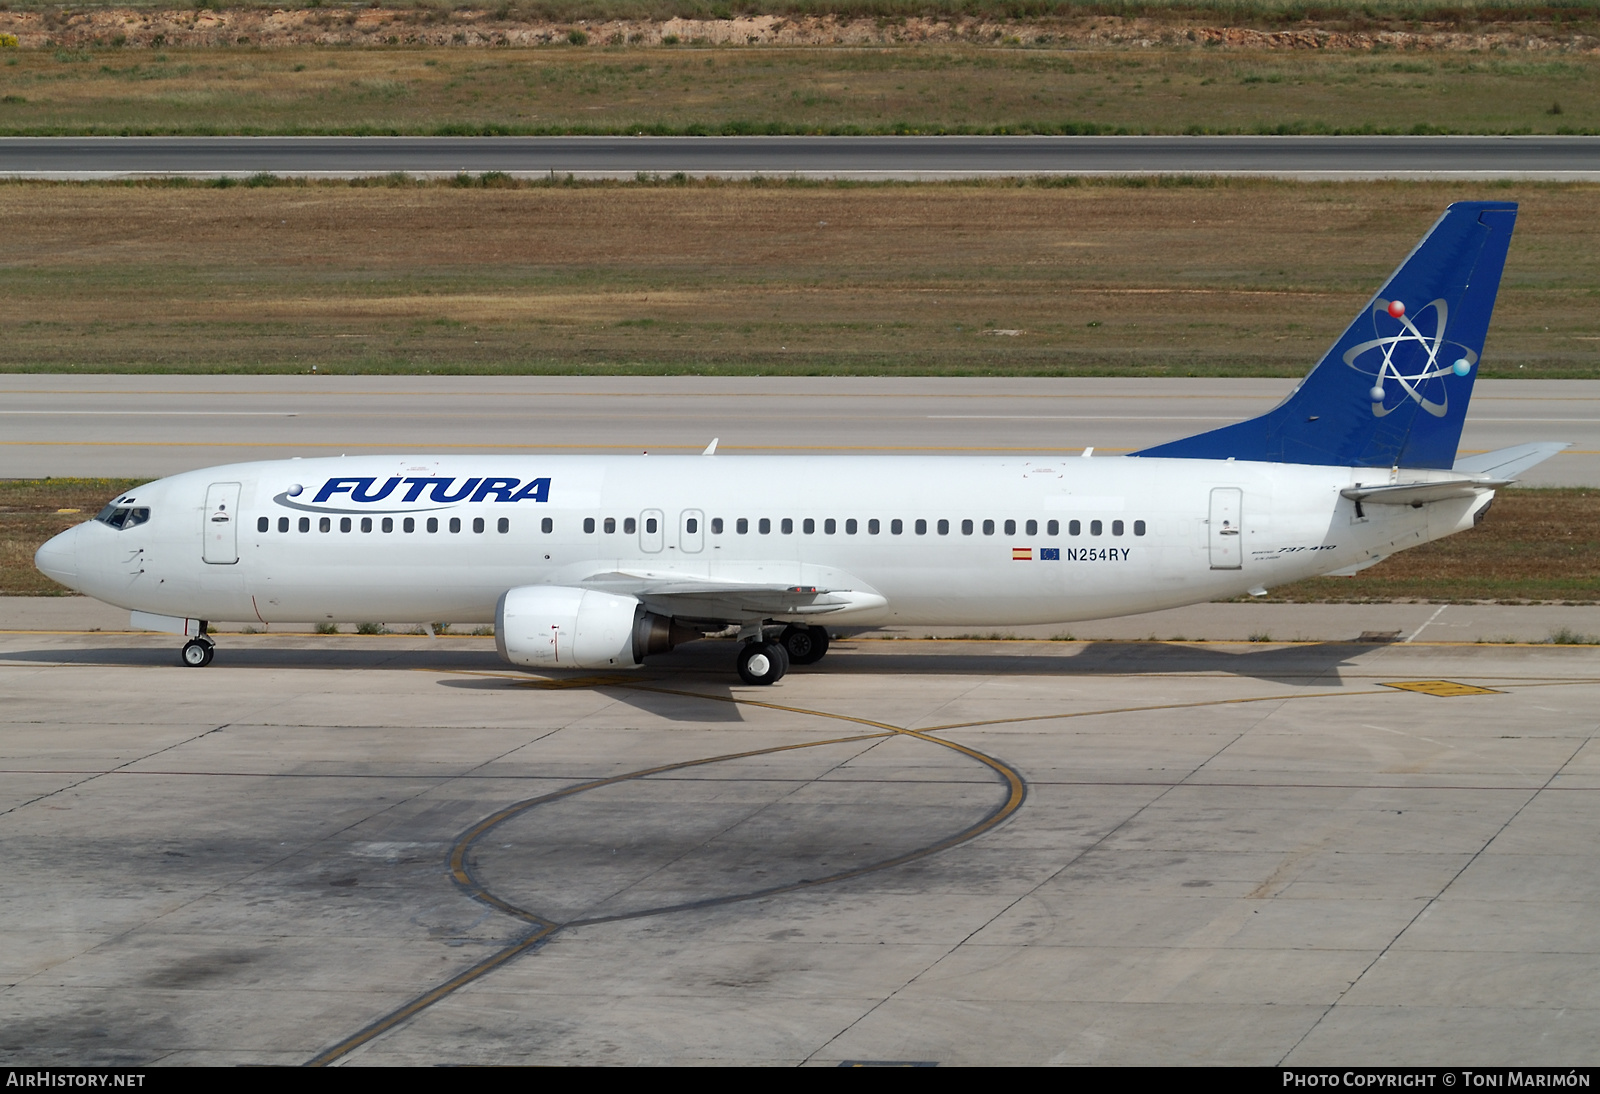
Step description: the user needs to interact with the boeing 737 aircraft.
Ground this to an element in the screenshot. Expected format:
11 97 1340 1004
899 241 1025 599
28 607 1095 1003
35 202 1566 684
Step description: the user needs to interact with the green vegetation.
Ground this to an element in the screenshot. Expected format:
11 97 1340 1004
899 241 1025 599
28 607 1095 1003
1 43 1598 136
2 0 1597 23
0 177 1595 377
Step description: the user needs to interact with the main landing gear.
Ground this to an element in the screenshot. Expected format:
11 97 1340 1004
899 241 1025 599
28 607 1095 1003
181 637 215 667
180 622 214 667
735 625 829 685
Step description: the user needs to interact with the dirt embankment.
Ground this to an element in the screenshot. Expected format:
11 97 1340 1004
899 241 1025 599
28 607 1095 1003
2 9 1597 53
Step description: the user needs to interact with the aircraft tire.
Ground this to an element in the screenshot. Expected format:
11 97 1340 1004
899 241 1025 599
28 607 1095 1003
181 639 214 668
780 625 829 665
737 641 788 685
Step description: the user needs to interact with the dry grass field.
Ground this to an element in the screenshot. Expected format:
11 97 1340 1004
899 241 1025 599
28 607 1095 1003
1 44 1598 135
3 478 1592 602
0 178 1595 376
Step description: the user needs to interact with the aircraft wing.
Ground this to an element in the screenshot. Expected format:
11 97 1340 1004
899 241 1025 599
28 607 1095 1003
576 570 887 620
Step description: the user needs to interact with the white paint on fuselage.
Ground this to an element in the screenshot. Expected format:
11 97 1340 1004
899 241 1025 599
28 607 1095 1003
40 454 1483 629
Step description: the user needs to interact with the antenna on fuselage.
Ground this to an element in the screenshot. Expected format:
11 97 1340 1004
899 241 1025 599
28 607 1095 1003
702 438 719 456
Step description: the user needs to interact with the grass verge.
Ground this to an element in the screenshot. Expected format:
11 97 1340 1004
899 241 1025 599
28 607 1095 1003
2 41 1599 136
1 176 1597 377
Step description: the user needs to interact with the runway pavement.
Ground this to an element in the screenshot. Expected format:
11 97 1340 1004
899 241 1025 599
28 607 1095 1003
2 626 1596 1065
2 376 1596 485
4 135 1600 180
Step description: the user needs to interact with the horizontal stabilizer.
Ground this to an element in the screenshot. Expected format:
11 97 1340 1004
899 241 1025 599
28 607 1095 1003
1452 441 1570 480
1341 479 1505 506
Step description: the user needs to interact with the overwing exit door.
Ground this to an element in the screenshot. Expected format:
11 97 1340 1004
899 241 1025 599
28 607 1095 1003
1209 487 1242 570
203 482 241 565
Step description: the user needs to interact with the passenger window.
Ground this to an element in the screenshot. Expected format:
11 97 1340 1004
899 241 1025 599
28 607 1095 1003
624 517 636 534
983 519 994 535
961 519 973 535
825 518 836 535
687 517 699 534
711 518 723 534
1004 519 1016 535
404 517 415 533
1134 520 1146 536
361 517 373 533
584 517 596 533
867 519 879 535
300 517 311 533
449 517 461 534
382 517 394 533
320 517 331 533
279 517 290 533
340 517 352 533
498 517 509 533
1112 520 1124 536
473 517 485 533
891 519 903 535
737 518 749 535
1026 519 1038 536
1091 520 1103 536
257 517 269 532
915 519 927 535
646 517 658 534
781 518 793 534
845 519 856 534
427 517 439 534
1047 520 1059 536
759 518 771 534
604 517 616 534
937 519 950 535
802 518 814 534
1070 520 1081 536
541 517 553 533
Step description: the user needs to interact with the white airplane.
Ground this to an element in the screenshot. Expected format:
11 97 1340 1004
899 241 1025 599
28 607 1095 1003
35 201 1565 684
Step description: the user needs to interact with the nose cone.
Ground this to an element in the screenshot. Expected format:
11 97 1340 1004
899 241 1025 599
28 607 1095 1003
34 526 81 590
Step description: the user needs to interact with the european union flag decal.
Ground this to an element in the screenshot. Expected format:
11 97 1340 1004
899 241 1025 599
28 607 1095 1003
1040 548 1060 561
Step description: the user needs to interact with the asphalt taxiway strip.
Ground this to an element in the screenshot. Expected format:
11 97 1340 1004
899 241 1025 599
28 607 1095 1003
5 135 1600 180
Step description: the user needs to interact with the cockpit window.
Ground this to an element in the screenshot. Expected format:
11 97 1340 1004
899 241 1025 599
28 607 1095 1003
96 506 150 530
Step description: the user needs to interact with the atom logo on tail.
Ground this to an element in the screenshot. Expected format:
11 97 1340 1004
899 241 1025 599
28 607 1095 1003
1343 298 1476 419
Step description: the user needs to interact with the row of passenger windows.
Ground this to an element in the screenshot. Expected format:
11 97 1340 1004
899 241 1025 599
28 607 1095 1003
582 516 1148 537
258 513 1148 538
260 515 513 534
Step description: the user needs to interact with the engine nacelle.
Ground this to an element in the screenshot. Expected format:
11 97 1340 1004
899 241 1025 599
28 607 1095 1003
495 585 689 670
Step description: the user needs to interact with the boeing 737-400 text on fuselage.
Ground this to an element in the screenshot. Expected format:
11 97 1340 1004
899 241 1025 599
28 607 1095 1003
34 203 1567 684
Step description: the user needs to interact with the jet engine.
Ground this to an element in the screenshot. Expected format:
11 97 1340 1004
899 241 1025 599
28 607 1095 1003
495 585 696 670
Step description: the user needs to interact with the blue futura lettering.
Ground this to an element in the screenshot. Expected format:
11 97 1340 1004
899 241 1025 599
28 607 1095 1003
314 475 551 504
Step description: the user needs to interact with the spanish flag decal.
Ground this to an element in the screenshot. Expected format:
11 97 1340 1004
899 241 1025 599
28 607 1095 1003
1012 547 1032 561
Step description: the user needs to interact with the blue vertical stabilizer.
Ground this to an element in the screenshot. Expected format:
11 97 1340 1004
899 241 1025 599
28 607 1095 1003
1132 202 1517 470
